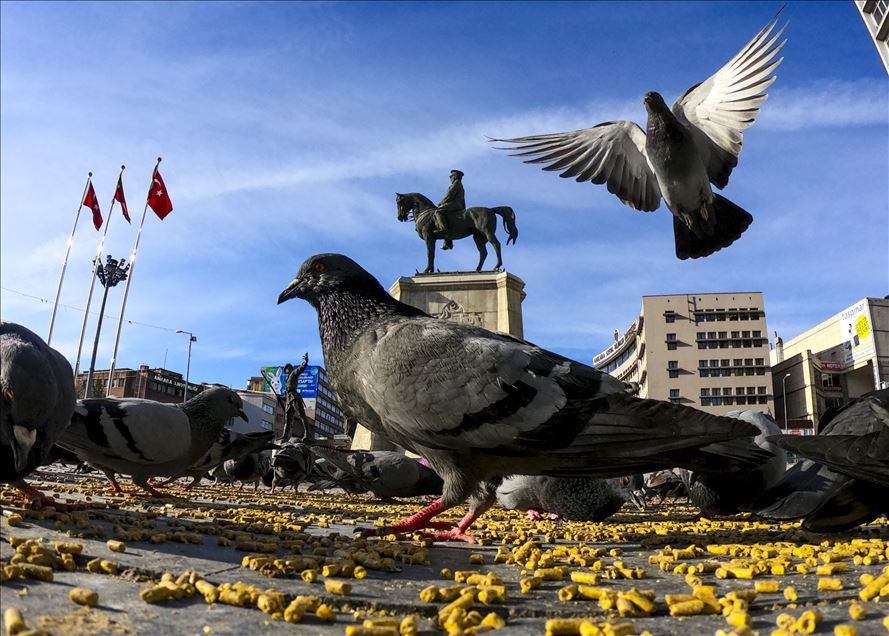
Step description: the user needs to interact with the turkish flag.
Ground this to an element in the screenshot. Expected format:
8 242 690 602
82 182 103 230
147 169 173 220
115 174 130 223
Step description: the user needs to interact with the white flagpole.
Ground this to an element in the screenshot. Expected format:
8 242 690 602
106 158 161 395
73 165 125 376
48 173 92 345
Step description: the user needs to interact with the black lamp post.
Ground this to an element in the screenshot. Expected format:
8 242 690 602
175 329 197 402
85 255 129 398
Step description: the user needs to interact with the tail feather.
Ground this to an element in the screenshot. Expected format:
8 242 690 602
674 194 752 259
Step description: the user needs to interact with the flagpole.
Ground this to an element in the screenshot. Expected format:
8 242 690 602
73 165 125 376
106 158 161 395
48 173 92 346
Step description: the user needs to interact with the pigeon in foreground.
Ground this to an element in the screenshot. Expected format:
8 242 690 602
496 475 632 522
58 387 248 496
753 389 889 532
159 429 278 489
491 12 786 260
685 410 785 516
278 254 768 542
1 322 77 508
310 448 444 499
270 439 314 491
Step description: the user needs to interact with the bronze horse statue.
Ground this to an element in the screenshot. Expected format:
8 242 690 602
396 192 518 274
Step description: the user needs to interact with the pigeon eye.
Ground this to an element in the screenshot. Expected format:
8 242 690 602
313 262 326 274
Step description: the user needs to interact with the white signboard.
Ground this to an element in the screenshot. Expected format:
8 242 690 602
838 299 874 366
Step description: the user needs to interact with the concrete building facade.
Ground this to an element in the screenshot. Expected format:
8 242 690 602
75 365 204 403
856 0 889 73
770 296 889 434
593 293 774 416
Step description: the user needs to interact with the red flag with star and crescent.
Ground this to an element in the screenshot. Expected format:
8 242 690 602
82 182 103 230
115 174 130 223
147 169 173 220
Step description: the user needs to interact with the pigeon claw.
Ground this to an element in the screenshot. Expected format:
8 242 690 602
417 529 478 544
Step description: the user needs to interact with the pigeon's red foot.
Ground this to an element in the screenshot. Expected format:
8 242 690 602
526 509 542 521
418 529 477 544
133 482 169 498
15 481 80 512
360 499 452 538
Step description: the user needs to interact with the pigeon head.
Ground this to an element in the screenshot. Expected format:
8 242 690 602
642 91 668 114
277 253 386 307
186 387 248 423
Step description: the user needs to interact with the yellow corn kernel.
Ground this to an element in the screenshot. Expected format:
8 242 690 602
833 626 856 636
783 586 798 602
481 613 505 630
477 586 506 604
535 567 569 581
140 585 172 604
669 599 705 616
438 594 474 622
315 604 336 622
469 554 485 565
754 581 780 593
570 571 600 585
400 615 419 636
726 590 757 603
579 622 604 636
816 563 847 576
54 542 83 555
776 613 796 630
859 574 888 601
4 608 26 635
69 588 99 607
545 618 588 635
19 564 53 582
624 589 655 614
796 610 823 634
106 540 126 553
283 601 304 623
440 568 453 579
665 594 696 605
520 577 542 593
301 569 318 583
353 566 367 580
419 586 439 603
559 585 579 602
818 578 843 591
324 579 352 595
195 580 218 604
727 610 751 629
848 603 865 621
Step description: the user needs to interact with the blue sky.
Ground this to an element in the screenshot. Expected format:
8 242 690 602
2 1 886 390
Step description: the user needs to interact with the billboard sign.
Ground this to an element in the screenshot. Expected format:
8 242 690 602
838 299 874 366
298 366 320 415
260 366 286 396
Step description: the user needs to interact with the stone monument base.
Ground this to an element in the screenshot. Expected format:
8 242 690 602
350 270 526 451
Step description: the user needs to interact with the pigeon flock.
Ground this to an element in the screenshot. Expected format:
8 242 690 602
1 7 885 570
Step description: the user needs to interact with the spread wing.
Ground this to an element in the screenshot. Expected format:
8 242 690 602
490 121 661 212
672 11 787 188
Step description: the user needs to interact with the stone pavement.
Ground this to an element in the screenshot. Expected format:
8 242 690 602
1 469 888 636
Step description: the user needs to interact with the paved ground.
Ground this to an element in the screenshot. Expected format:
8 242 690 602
2 469 888 635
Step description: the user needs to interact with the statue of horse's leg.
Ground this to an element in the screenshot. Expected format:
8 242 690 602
489 236 503 271
472 233 488 272
425 237 436 274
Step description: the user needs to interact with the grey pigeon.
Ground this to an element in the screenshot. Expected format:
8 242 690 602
496 475 630 522
310 448 444 499
754 389 889 531
58 387 247 496
223 449 272 490
160 429 278 489
491 12 786 260
1 321 76 508
686 410 785 516
277 254 768 542
270 439 314 490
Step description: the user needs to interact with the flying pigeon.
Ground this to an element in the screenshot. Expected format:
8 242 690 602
310 448 444 499
495 475 632 522
58 387 248 496
490 12 786 260
685 410 785 516
270 439 314 490
752 389 889 532
1 321 77 508
158 429 278 489
277 253 768 542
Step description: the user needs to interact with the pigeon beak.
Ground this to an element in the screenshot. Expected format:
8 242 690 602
629 490 646 512
12 425 36 474
238 409 248 422
277 276 304 304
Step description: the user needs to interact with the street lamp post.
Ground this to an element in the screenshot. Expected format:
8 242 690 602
176 329 197 402
781 372 791 432
85 255 130 398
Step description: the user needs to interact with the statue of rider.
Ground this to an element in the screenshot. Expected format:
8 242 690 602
435 169 465 251
282 352 310 441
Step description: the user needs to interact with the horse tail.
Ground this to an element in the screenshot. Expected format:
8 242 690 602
495 207 518 245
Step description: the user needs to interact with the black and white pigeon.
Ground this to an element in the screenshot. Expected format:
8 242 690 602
277 253 769 542
310 448 444 500
270 439 314 491
753 389 889 532
490 12 786 260
1 321 77 508
685 410 785 516
496 475 632 522
160 429 278 489
58 387 248 496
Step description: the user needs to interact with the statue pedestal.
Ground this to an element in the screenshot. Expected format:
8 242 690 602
350 270 526 451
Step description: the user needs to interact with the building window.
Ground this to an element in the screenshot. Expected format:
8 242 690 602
669 370 679 378
724 388 732 395
668 360 678 369
665 312 675 323
667 342 677 351
758 396 768 404
666 333 676 341
262 404 274 414
758 386 767 395
700 388 710 397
